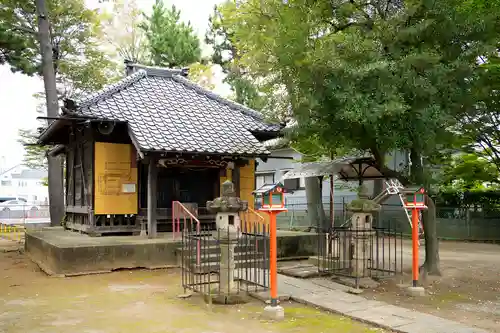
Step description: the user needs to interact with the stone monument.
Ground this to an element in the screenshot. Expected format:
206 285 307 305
206 180 248 304
344 184 380 277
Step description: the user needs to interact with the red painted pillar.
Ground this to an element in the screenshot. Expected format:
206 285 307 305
269 211 278 306
411 208 419 287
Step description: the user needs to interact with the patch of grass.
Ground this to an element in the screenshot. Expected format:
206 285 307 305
264 304 384 332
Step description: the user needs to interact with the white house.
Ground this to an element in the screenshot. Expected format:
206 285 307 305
0 164 48 204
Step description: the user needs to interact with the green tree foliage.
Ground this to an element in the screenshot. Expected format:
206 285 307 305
205 3 267 111
18 129 47 169
1 0 117 169
0 0 115 88
440 153 500 191
222 0 498 163
0 0 39 74
140 0 201 68
455 54 500 174
220 0 500 274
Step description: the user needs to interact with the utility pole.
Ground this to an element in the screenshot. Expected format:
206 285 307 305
35 0 65 226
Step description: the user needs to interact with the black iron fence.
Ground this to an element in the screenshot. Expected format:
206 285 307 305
279 199 500 241
180 221 270 302
317 222 403 280
378 204 500 241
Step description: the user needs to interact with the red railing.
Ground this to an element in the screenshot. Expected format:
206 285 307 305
172 201 201 265
240 207 266 233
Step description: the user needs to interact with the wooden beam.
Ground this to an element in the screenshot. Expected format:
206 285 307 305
147 157 158 238
66 206 90 214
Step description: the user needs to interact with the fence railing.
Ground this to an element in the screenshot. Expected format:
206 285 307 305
180 221 270 301
280 200 500 241
378 205 500 241
0 204 50 224
317 223 403 283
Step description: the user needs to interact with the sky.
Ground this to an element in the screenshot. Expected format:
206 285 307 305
0 0 224 170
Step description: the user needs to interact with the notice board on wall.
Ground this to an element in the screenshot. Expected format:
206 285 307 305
94 142 138 215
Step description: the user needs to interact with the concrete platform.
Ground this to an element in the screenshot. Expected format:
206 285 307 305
25 228 319 276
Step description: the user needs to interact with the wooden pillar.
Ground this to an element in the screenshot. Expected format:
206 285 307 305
147 157 157 238
233 164 240 197
330 175 334 227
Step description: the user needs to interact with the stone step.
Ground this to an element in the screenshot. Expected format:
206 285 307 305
177 241 267 255
187 258 269 274
181 250 267 264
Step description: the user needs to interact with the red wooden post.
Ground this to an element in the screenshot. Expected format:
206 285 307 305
269 211 278 306
411 207 419 287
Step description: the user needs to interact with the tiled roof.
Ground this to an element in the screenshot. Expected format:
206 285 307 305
71 65 281 156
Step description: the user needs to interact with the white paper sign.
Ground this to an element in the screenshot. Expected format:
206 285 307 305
122 183 136 193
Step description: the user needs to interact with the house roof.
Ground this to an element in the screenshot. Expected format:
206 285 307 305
66 65 281 156
11 169 47 180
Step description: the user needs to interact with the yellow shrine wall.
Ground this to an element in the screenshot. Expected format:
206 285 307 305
94 142 138 215
239 160 255 210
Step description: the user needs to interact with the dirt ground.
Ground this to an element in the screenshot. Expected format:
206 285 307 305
0 242 386 333
362 240 500 332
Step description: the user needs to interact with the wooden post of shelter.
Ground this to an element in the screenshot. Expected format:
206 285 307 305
147 157 158 238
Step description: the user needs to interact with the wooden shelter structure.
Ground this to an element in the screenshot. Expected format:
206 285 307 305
281 156 393 227
38 63 281 236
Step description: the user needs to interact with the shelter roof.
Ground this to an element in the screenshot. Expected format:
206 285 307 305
281 156 388 181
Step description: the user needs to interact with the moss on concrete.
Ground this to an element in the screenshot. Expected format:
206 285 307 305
265 305 385 332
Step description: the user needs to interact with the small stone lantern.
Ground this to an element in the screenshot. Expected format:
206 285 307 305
342 185 380 277
206 180 248 302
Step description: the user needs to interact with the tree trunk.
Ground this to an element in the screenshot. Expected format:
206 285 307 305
47 156 64 226
305 176 327 231
371 151 385 228
410 148 441 276
372 178 384 228
36 0 65 226
422 194 441 275
317 176 328 229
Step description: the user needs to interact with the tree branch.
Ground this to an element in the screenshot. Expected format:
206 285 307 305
10 25 37 35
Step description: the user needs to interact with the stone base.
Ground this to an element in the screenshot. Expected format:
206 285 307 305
206 292 250 305
406 286 426 297
334 276 380 289
25 228 179 276
262 305 285 320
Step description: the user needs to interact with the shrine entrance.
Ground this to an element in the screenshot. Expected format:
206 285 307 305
157 166 220 212
139 164 221 232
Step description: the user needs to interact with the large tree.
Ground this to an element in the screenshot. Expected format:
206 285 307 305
1 0 116 225
140 0 201 68
205 3 267 111
220 0 500 275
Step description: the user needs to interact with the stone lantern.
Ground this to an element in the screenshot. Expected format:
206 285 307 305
343 184 380 277
206 180 248 302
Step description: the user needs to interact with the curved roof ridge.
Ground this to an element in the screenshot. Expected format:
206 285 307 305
75 70 147 108
171 74 268 122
